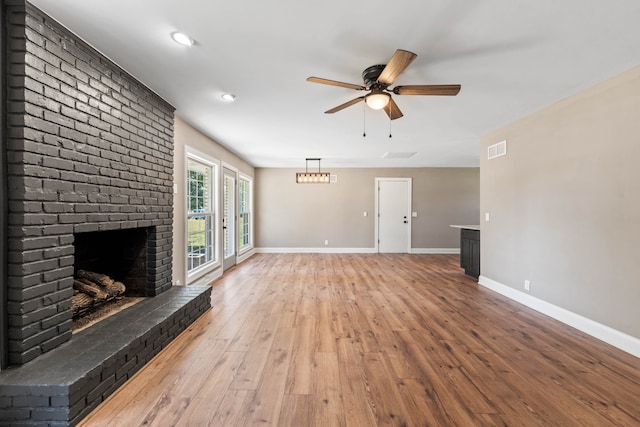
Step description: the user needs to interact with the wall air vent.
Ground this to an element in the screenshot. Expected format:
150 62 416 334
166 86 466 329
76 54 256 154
488 140 507 160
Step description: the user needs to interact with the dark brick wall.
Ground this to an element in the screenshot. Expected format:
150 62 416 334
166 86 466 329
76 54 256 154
4 2 175 365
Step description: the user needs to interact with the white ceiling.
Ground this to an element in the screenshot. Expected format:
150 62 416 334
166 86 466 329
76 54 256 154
30 0 640 168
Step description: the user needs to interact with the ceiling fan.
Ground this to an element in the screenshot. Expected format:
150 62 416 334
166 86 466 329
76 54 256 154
307 49 461 120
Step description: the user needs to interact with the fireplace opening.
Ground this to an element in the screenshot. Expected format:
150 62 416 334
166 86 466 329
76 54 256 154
72 227 154 331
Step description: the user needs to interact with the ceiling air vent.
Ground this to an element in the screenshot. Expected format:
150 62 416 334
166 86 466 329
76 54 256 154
488 140 507 160
381 152 416 159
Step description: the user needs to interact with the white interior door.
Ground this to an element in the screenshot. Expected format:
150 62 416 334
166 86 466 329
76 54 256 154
222 168 236 270
376 178 411 253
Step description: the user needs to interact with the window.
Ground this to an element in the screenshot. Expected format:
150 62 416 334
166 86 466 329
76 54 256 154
187 154 218 276
238 176 252 250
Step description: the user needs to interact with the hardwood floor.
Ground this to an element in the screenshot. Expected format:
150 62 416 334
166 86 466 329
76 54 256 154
79 254 640 426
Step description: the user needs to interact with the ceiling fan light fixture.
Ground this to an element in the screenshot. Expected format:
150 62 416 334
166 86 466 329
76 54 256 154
307 49 460 120
365 91 390 110
221 93 236 102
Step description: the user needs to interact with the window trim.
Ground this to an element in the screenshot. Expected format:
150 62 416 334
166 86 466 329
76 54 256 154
185 148 220 283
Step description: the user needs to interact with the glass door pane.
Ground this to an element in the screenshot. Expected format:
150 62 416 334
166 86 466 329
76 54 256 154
223 168 236 270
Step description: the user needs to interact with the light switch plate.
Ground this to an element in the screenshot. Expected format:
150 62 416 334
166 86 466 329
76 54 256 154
485 212 490 222
411 212 417 217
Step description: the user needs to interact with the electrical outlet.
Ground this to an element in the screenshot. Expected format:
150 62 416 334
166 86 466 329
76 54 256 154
324 240 329 246
363 211 367 217
524 280 530 291
485 212 490 222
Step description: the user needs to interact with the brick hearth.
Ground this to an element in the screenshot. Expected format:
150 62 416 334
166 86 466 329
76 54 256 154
0 285 211 426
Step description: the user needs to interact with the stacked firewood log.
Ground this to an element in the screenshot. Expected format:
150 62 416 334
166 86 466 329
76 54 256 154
72 270 126 316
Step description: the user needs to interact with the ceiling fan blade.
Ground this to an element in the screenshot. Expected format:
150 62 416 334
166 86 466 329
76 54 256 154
393 84 461 96
307 77 365 91
325 96 365 114
384 97 403 120
377 49 417 86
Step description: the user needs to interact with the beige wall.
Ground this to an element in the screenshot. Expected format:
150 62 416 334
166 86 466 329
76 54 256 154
480 66 640 338
255 167 479 249
173 116 255 285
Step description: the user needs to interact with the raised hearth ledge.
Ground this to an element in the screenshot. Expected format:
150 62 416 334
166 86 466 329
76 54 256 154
0 285 212 426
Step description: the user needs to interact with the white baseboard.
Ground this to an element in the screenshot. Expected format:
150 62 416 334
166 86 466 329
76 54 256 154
478 275 640 359
237 247 256 264
191 267 223 286
410 248 460 254
256 247 460 255
256 247 377 254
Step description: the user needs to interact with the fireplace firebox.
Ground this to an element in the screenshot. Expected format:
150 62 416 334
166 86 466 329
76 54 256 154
74 227 153 297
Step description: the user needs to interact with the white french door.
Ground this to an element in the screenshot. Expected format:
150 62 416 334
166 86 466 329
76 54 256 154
376 178 412 253
222 167 237 270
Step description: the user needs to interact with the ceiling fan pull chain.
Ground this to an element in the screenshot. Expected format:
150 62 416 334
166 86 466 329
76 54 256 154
363 102 366 137
389 115 392 138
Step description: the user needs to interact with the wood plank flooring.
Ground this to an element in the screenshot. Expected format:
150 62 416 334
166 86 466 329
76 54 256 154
79 254 640 426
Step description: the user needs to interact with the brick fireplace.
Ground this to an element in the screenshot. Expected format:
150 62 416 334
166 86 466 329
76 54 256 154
4 1 176 365
0 2 211 425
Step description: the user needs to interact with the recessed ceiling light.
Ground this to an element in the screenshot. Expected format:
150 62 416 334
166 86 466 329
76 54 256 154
221 94 236 102
171 32 194 47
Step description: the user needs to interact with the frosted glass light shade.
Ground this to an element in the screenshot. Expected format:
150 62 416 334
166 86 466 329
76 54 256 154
365 92 390 110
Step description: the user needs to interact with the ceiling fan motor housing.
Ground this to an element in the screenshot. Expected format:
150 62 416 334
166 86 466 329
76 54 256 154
362 64 386 89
